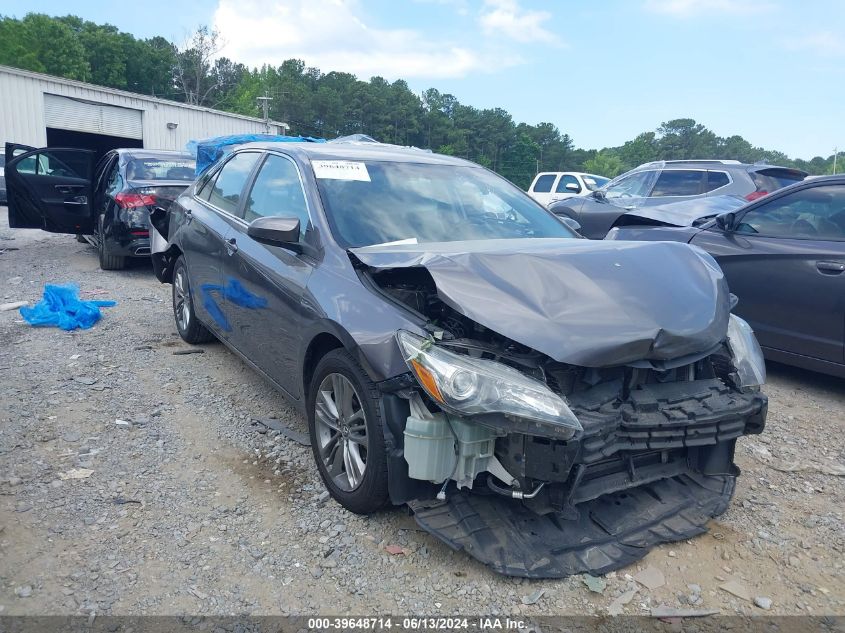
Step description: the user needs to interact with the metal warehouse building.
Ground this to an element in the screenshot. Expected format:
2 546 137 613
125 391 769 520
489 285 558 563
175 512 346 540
0 65 287 158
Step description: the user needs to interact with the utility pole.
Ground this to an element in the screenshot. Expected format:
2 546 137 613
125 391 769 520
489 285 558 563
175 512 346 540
256 92 273 134
834 147 838 175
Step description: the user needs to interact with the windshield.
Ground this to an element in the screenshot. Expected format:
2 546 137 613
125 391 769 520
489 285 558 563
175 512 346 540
126 157 196 181
582 175 609 191
314 161 577 248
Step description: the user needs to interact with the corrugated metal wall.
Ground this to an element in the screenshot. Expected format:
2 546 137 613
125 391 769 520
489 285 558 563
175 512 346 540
0 66 284 150
44 94 144 139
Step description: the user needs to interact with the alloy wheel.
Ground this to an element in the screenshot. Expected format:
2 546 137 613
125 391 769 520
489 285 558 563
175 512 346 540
173 268 191 331
314 373 369 491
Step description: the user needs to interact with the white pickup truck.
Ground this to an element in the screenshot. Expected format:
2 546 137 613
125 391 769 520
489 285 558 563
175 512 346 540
527 171 609 207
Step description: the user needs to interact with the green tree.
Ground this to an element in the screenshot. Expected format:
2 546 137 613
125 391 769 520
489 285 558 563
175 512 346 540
3 14 90 80
584 151 624 178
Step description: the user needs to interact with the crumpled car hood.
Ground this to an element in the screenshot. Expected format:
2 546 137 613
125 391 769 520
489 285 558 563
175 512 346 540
352 238 730 367
623 195 747 227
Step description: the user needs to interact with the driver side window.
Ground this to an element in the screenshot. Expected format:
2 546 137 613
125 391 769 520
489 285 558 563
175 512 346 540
737 185 845 241
243 154 310 237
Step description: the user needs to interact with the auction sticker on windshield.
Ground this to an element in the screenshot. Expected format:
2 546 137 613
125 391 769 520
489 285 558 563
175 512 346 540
312 160 371 181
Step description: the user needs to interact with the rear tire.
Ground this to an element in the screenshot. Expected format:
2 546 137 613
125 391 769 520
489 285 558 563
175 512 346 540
307 349 389 514
172 256 215 344
97 216 126 271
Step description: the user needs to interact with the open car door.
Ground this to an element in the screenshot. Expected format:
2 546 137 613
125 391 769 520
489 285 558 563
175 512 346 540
4 143 95 234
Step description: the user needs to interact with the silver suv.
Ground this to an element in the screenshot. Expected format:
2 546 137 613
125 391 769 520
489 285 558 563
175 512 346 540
550 159 807 239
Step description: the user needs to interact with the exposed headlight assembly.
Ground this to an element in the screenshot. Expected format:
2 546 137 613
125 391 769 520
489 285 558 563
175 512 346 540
396 330 582 439
726 314 766 388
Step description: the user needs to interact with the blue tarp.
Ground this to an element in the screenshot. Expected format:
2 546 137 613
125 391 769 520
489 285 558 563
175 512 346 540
187 134 325 176
20 284 117 331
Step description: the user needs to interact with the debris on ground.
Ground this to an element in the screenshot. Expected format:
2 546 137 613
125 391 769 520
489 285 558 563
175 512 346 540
581 574 606 593
19 283 116 330
634 566 666 591
114 419 132 428
251 418 310 446
768 460 845 476
0 301 28 311
754 596 773 610
720 579 752 601
384 545 406 555
607 589 637 616
58 468 94 480
521 589 545 605
14 585 32 598
172 348 205 355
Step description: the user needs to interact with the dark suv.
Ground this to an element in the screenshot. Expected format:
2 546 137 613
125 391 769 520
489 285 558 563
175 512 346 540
550 159 807 239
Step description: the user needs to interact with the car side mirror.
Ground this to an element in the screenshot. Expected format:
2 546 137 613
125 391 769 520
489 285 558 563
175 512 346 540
247 216 301 250
715 212 736 233
559 216 582 233
565 183 580 192
592 190 606 201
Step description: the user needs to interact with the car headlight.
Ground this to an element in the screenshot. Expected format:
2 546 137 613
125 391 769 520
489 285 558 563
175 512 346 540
726 314 766 388
396 330 582 438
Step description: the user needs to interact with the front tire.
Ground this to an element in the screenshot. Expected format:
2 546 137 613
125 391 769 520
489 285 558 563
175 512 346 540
172 256 215 344
307 349 389 514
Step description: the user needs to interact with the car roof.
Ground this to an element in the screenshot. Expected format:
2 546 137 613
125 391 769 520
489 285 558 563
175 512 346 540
778 173 845 188
233 141 478 167
632 159 806 175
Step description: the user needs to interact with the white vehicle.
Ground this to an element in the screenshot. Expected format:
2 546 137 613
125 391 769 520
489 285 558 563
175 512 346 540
527 171 610 206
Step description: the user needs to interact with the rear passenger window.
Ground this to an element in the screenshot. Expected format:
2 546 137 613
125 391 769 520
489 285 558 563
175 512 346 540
705 171 730 192
651 170 704 197
532 174 556 193
203 152 260 215
244 154 310 236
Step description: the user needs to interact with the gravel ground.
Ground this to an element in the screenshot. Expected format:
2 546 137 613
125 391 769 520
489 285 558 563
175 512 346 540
1 210 843 617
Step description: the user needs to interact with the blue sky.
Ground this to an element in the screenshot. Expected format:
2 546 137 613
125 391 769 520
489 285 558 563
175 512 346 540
4 0 844 159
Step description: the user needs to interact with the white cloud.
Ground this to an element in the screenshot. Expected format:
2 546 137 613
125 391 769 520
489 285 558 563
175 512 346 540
643 0 774 17
785 31 845 56
212 0 517 80
478 0 558 44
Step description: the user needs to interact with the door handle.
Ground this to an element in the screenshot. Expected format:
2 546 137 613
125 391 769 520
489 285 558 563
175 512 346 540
55 184 83 194
63 196 87 206
184 209 193 224
816 261 845 274
225 237 238 255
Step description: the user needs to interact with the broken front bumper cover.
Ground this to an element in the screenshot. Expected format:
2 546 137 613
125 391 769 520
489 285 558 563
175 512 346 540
411 472 735 578
407 380 766 578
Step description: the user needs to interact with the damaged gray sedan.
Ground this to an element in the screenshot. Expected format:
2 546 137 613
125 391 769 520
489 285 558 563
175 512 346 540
151 141 768 578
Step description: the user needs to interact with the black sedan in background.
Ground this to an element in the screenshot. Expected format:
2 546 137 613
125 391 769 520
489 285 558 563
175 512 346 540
149 140 767 578
608 175 845 378
4 144 195 270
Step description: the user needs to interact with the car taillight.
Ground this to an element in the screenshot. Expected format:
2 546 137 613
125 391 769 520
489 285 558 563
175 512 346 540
745 190 768 201
115 192 157 208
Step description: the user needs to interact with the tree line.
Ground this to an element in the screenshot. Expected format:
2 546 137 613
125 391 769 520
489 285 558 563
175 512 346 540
0 13 838 188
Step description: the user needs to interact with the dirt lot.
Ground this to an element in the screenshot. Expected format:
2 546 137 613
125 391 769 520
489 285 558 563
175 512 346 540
1 209 843 617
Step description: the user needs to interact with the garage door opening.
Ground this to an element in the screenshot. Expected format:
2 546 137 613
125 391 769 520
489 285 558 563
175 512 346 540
46 128 143 164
